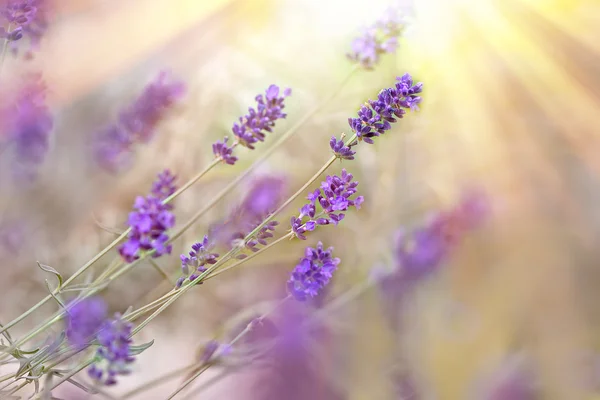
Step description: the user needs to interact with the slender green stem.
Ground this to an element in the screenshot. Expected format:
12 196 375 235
163 158 222 204
165 364 212 400
121 363 197 399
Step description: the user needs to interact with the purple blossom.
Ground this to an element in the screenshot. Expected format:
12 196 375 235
93 71 185 173
211 175 286 250
347 7 406 69
176 235 219 287
287 242 340 302
290 169 363 239
1 75 52 183
232 85 291 149
151 169 177 201
118 171 177 263
65 297 107 348
212 136 238 165
88 314 135 386
329 136 355 160
0 0 50 57
348 73 422 144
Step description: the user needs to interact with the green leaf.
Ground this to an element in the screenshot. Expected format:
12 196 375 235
37 262 64 290
129 339 155 356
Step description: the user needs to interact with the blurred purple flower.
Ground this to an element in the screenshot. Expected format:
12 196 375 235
211 175 287 250
212 136 238 165
88 314 135 386
348 73 422 144
176 235 219 287
476 355 537 400
151 169 177 201
232 85 291 149
118 170 177 263
347 7 406 69
287 242 340 301
0 0 50 57
243 303 342 400
93 71 185 173
65 297 107 348
291 169 363 239
1 74 52 183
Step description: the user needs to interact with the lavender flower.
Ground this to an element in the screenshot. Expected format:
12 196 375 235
176 235 219 287
1 75 52 182
290 169 363 240
93 71 185 172
211 175 286 250
65 297 107 348
0 0 50 56
329 135 355 160
231 85 291 149
287 242 340 301
347 7 406 69
348 73 422 144
118 170 177 263
212 137 238 165
88 314 135 386
150 169 177 201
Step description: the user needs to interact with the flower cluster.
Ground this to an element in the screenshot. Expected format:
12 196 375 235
93 71 185 172
330 135 355 160
1 75 53 182
287 242 340 301
176 235 219 288
347 7 406 69
118 170 177 263
0 0 50 56
88 314 135 386
291 169 363 240
211 175 286 250
231 85 291 150
212 137 237 165
65 297 107 348
348 73 422 144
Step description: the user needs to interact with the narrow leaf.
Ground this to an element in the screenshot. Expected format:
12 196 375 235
129 339 155 355
37 262 63 290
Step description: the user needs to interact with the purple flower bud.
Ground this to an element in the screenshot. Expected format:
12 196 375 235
287 242 340 301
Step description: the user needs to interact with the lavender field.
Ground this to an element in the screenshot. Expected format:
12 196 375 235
0 0 598 398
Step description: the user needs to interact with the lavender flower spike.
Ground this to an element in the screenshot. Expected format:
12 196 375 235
1 0 50 56
88 314 135 386
330 135 355 160
287 242 340 301
347 7 406 69
93 71 185 173
212 136 238 165
176 235 219 287
65 297 107 348
348 73 423 144
290 169 364 239
231 84 291 150
118 170 177 263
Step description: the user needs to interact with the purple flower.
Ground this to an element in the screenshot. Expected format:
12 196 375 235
118 171 177 263
232 85 291 149
287 242 340 301
348 73 422 144
0 0 50 57
93 71 185 173
1 75 52 183
176 235 219 287
88 314 135 386
347 7 406 69
290 169 363 239
65 297 107 348
329 136 355 160
151 169 177 201
395 226 447 282
212 136 238 165
211 175 286 250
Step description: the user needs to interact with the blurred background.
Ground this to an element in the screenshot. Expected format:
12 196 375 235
1 0 600 398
